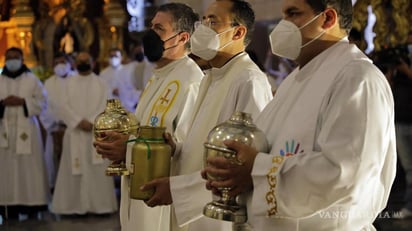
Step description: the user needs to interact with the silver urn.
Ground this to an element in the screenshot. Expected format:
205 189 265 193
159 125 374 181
203 111 268 223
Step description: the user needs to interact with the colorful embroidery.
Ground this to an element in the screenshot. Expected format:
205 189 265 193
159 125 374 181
279 140 303 157
150 116 159 127
266 140 303 216
147 81 180 126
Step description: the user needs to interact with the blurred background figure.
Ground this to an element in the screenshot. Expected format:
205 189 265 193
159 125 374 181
126 41 154 100
100 48 140 112
51 52 117 215
264 49 297 95
40 52 75 193
373 44 412 219
0 47 49 220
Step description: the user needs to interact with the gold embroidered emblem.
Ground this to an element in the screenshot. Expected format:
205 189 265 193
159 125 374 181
160 88 172 104
266 155 284 216
20 132 28 141
140 79 153 99
148 81 180 126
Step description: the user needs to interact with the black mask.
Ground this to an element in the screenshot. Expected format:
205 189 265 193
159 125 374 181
142 29 180 62
135 52 144 62
77 63 91 72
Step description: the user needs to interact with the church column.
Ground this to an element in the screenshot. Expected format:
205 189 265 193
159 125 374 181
105 0 127 49
10 0 36 67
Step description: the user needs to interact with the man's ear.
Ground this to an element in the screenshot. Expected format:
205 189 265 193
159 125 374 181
322 8 338 29
232 25 247 41
179 31 190 44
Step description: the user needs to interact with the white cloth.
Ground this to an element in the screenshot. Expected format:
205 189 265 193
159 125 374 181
100 65 140 112
51 73 118 214
126 59 154 93
121 56 203 231
40 74 73 188
170 52 273 230
0 72 49 205
248 39 396 230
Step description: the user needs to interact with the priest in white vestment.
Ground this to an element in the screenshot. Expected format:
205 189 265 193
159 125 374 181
126 44 154 97
203 1 397 230
94 3 203 231
0 47 49 219
51 52 118 215
40 52 75 190
100 48 140 112
140 1 273 231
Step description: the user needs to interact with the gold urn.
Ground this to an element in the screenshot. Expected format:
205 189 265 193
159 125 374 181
203 111 268 223
129 126 172 200
93 98 139 176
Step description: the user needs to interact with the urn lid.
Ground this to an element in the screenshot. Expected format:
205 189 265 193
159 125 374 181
204 111 268 152
94 99 139 138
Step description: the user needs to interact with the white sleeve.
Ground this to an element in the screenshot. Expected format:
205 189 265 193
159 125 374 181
24 75 47 117
39 80 58 130
235 72 273 120
173 82 200 143
219 69 273 121
170 171 212 226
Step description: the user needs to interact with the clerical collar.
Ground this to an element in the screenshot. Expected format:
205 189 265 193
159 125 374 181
153 56 186 80
1 65 30 79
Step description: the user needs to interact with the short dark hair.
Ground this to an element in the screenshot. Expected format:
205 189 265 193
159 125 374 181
109 47 122 54
6 47 23 57
226 0 255 46
157 3 199 35
54 51 70 61
305 0 353 34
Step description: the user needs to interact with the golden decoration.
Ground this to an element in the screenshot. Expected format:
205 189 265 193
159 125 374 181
265 155 285 217
74 157 80 168
353 0 411 51
20 132 28 141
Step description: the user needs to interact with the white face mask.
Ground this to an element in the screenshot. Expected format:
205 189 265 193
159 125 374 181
54 63 71 77
269 13 325 60
5 59 22 72
190 24 234 61
109 57 121 67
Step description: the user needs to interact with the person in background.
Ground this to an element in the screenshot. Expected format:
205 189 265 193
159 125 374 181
0 47 49 220
94 3 203 231
264 49 297 95
393 55 412 219
100 48 140 112
203 0 396 230
40 52 75 192
374 46 412 219
126 41 154 101
51 52 117 215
